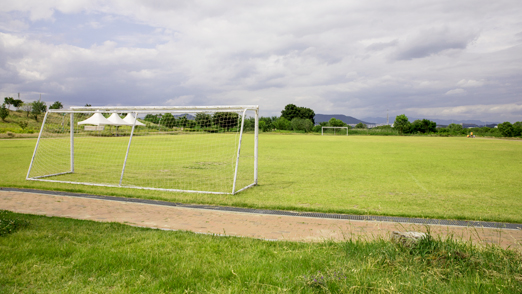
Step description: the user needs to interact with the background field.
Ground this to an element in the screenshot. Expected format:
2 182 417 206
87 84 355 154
1 134 522 223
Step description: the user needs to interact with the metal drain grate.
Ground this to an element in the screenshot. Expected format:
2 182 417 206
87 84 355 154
3 187 521 230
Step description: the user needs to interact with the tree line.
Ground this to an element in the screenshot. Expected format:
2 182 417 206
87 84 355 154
1 97 64 122
393 114 522 137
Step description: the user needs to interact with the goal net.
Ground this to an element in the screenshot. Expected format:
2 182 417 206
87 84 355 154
27 106 258 194
321 126 348 136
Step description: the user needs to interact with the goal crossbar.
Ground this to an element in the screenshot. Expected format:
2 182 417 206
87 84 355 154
27 105 259 195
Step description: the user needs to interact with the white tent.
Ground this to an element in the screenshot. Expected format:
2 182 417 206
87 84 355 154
123 113 145 126
77 112 114 126
107 113 133 126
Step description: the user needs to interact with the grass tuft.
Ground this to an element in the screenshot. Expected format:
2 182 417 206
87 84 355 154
0 210 29 237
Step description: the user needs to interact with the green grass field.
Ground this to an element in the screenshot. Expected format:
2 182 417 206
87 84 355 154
1 211 521 293
2 134 522 223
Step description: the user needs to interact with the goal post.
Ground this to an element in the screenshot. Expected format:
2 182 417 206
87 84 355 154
27 105 259 194
321 126 348 136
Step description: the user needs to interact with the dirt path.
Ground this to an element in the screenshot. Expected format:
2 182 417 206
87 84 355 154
1 190 521 250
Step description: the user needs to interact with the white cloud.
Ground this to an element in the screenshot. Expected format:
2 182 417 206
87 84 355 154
445 89 467 95
457 79 484 87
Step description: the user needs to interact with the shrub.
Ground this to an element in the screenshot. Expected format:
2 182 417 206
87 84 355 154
272 117 291 130
355 122 367 129
258 120 267 132
291 118 313 132
17 120 29 130
0 104 8 121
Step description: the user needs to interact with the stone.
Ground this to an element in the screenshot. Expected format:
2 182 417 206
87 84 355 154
391 231 427 246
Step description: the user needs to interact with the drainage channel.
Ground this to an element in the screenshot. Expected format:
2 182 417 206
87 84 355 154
3 187 521 230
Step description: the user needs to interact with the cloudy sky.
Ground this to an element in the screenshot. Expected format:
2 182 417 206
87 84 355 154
1 0 521 122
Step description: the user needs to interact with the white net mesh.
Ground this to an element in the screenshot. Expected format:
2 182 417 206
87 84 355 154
28 107 257 194
321 127 349 135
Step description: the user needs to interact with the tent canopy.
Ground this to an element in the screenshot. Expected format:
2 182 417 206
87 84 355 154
123 113 145 126
78 112 146 127
77 112 113 126
107 113 133 126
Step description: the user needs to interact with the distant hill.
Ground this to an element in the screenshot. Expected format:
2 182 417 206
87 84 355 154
174 113 195 120
314 114 373 125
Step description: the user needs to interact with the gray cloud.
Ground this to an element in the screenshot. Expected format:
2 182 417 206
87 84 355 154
394 27 478 60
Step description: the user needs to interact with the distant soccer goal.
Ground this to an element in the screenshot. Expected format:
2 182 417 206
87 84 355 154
321 126 348 136
27 106 259 194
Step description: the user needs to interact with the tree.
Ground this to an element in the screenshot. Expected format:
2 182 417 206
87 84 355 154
328 118 346 127
31 100 47 122
213 112 239 130
259 116 275 131
0 104 8 121
195 113 212 128
162 113 176 128
175 115 187 128
291 118 313 132
497 122 514 137
355 122 367 129
513 122 522 137
448 123 463 134
49 101 64 109
4 97 14 110
85 104 91 107
299 107 315 125
21 103 32 117
393 114 410 135
411 119 436 134
281 104 300 121
12 99 23 110
281 104 316 124
144 114 160 124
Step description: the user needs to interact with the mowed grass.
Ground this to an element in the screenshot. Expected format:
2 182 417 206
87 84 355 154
27 133 252 193
1 211 521 293
1 134 522 223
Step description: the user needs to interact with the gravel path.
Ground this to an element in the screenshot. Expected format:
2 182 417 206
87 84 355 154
1 190 521 250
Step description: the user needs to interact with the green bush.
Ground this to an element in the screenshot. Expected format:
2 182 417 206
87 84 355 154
272 117 291 130
291 118 313 132
0 104 9 121
498 122 514 137
312 125 322 132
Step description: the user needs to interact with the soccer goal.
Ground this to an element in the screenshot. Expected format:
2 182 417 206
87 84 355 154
321 126 348 136
27 105 259 194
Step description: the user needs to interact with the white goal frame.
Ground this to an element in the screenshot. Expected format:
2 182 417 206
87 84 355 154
321 126 348 136
27 105 259 195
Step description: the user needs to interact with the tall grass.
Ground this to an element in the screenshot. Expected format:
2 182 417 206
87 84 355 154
1 211 521 293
